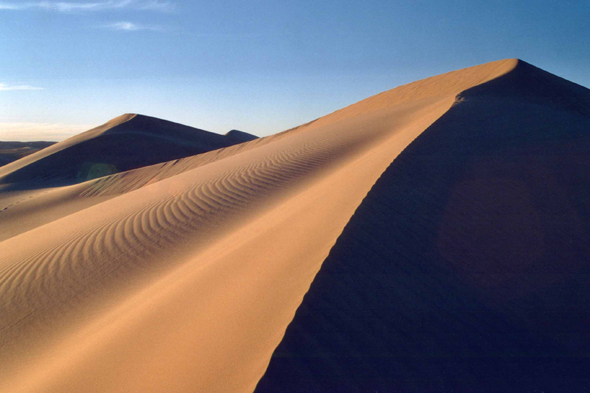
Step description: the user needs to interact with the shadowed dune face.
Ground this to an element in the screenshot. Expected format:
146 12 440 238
255 61 590 392
0 142 56 167
225 130 258 143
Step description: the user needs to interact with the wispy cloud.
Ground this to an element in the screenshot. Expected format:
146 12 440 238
0 1 175 13
0 83 44 91
0 122 95 141
103 20 164 31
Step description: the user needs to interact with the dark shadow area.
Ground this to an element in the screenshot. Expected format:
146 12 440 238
0 141 56 167
2 133 221 184
256 63 590 392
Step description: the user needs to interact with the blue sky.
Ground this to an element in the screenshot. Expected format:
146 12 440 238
1 0 589 140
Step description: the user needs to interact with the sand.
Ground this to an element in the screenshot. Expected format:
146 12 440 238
1 58 589 392
0 142 56 167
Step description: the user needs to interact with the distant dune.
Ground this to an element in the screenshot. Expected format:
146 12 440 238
1 59 589 393
0 141 56 167
225 129 259 143
0 114 257 187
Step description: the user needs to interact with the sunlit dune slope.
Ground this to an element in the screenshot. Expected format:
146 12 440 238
0 114 257 186
256 60 590 392
2 59 587 393
0 121 269 242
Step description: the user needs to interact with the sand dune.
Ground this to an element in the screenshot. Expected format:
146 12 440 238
256 60 590 392
1 59 589 392
0 114 257 187
0 142 56 167
0 116 257 241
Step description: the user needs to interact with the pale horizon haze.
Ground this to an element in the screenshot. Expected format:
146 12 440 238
1 0 589 141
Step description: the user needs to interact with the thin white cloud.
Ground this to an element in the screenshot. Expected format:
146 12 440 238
0 122 95 141
0 83 44 91
103 20 164 31
0 1 175 13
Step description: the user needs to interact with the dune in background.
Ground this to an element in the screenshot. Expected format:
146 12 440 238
1 59 589 392
0 116 257 241
0 114 257 187
0 142 56 167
